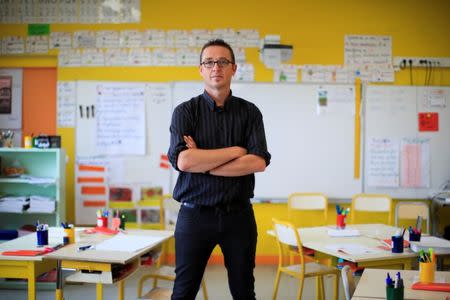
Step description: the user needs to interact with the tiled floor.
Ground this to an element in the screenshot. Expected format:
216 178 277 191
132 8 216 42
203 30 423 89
0 264 349 299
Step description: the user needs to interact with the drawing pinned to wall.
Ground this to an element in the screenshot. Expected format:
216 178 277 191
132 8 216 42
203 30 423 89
418 112 439 132
366 137 400 187
316 85 355 115
0 76 12 114
273 65 298 82
401 137 430 188
0 69 22 129
109 187 132 202
141 187 163 201
423 88 447 109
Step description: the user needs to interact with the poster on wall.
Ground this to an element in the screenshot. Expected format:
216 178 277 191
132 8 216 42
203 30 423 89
0 76 12 114
0 69 22 129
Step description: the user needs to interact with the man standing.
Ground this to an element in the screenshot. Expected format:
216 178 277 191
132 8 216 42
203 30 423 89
168 39 271 300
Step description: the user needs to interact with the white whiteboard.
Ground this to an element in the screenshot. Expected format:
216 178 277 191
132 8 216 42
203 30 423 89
364 85 450 198
172 81 362 199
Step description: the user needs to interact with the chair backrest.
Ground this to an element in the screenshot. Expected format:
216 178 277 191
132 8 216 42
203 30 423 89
394 201 430 234
272 218 306 274
288 193 328 226
162 196 181 230
351 193 393 225
341 265 356 300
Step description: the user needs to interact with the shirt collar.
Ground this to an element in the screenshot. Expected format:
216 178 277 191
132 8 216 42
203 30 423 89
202 90 234 112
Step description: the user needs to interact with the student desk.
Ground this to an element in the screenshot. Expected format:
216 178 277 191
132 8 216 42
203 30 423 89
0 233 59 300
268 224 418 269
45 229 173 300
352 268 450 300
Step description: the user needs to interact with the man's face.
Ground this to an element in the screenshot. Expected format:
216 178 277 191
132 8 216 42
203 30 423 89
199 46 237 91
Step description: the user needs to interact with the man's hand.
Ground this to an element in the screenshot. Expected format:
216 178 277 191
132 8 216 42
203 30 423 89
183 135 197 149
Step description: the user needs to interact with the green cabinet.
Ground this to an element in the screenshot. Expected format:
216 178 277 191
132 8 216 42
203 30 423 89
0 148 66 229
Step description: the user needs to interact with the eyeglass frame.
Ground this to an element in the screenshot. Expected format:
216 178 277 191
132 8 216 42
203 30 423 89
200 58 235 69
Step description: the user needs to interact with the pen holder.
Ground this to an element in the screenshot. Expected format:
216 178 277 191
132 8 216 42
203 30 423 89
111 217 121 230
419 261 435 283
36 230 48 247
336 214 346 229
386 285 404 300
97 217 108 228
409 231 421 242
391 236 404 253
64 227 75 244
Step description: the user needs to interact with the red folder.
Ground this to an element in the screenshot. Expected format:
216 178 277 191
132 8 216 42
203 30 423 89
2 250 47 256
411 282 450 292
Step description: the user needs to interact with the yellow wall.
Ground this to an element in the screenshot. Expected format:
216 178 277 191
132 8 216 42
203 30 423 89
1 0 450 260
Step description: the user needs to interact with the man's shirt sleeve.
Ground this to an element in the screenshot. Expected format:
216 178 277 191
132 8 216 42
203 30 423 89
168 104 194 171
246 106 271 166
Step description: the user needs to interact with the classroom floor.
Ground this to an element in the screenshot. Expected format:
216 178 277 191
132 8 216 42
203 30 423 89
0 264 352 299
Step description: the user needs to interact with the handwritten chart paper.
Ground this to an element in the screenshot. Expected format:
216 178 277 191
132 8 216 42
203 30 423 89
96 84 145 155
367 138 400 187
401 138 430 188
57 86 76 126
344 35 392 66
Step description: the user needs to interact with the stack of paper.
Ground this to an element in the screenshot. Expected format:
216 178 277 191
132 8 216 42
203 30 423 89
0 196 29 213
410 236 450 255
27 195 56 213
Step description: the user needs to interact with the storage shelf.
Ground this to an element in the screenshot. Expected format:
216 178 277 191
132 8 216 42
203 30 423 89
0 148 65 229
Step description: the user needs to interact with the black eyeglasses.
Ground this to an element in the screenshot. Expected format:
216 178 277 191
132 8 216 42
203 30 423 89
200 59 234 68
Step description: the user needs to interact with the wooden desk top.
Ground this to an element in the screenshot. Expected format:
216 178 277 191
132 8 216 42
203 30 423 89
268 224 418 263
353 268 450 300
0 231 63 261
45 229 173 264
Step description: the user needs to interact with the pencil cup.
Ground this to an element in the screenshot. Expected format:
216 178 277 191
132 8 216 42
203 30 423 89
336 214 346 229
111 217 121 230
64 227 75 244
409 231 421 242
391 236 404 253
419 261 435 283
97 217 108 228
36 230 48 247
386 285 404 300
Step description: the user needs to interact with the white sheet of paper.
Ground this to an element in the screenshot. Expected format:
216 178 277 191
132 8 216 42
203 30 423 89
327 229 360 237
325 243 381 255
95 233 164 252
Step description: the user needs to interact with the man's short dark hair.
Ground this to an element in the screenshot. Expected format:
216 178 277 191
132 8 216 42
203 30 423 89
200 39 235 64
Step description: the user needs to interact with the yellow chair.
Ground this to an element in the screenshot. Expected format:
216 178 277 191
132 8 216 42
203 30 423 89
288 193 328 227
272 218 339 300
140 287 172 299
137 196 209 300
351 193 393 225
395 201 430 234
287 193 329 263
341 265 356 300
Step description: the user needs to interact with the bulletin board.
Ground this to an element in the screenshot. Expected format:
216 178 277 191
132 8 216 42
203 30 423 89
74 81 172 224
173 81 362 199
364 85 450 198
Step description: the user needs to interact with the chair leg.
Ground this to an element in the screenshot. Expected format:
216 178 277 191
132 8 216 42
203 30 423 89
316 275 325 300
152 277 158 288
272 270 282 300
201 278 208 300
333 273 339 300
296 276 305 300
